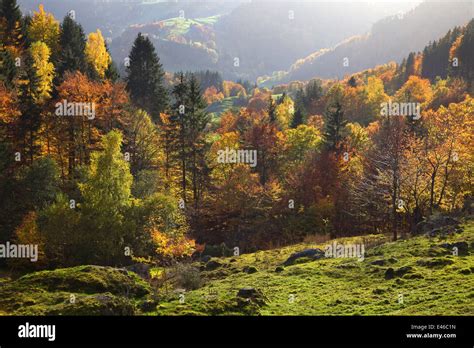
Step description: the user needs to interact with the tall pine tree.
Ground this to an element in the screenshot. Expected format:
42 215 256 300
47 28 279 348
290 107 305 129
323 85 347 153
405 52 416 81
126 33 168 121
0 48 17 88
267 95 277 123
0 0 23 49
17 51 42 163
186 73 209 210
57 15 87 76
170 72 189 203
104 43 119 81
456 19 474 87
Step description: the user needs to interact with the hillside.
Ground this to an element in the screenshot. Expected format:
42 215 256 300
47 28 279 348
110 15 222 75
263 0 473 85
1 219 472 316
18 0 243 39
17 0 421 80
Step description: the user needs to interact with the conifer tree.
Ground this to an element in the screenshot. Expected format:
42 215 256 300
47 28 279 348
17 51 42 163
456 19 474 87
267 95 277 123
126 33 168 121
186 73 209 209
104 43 119 81
57 15 87 76
0 0 23 49
348 76 357 88
290 107 305 129
323 86 347 153
405 52 416 81
0 48 17 88
171 72 189 202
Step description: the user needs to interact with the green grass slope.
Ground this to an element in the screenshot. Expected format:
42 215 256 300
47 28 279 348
154 221 474 316
0 221 472 316
161 15 220 37
205 96 246 124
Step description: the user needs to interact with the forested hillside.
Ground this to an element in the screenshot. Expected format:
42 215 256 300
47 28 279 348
18 0 420 81
264 0 473 84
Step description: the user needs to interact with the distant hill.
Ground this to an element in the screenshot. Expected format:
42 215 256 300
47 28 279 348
18 0 243 39
263 0 473 85
25 0 416 80
110 16 222 75
212 1 419 80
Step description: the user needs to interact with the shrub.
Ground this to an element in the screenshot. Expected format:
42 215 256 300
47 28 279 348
174 263 202 290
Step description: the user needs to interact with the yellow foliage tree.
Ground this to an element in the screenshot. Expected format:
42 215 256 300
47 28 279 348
27 5 60 56
10 211 47 269
275 95 294 129
203 86 224 104
29 41 54 103
208 131 241 183
222 80 246 98
366 76 389 118
85 30 111 79
422 96 474 211
395 76 433 105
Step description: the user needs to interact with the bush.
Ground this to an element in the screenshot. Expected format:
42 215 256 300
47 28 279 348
142 193 194 260
38 193 81 266
9 211 47 270
203 243 233 257
175 263 202 290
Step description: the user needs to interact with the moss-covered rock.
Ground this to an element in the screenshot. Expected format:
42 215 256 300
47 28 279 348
14 265 150 296
416 257 455 268
243 266 258 274
0 265 151 315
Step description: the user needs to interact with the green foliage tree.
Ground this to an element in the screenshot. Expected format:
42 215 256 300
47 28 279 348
323 85 347 152
122 109 161 174
104 49 120 82
57 15 87 76
126 33 168 120
422 27 462 81
348 76 357 88
17 51 42 162
405 52 416 81
0 48 17 88
0 156 60 245
125 192 190 259
456 19 474 88
186 73 210 209
78 130 133 264
281 124 321 168
267 95 277 123
167 72 209 208
0 0 23 49
290 107 304 128
17 157 60 209
171 72 189 202
38 193 80 265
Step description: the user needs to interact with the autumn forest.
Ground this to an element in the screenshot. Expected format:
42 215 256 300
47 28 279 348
0 0 473 319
